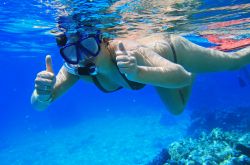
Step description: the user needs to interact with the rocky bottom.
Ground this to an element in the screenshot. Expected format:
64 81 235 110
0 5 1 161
148 128 250 165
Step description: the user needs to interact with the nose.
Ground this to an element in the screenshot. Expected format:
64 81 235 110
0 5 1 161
68 34 79 43
79 56 96 66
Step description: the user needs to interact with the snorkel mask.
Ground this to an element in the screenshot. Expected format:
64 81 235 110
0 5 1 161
56 31 102 76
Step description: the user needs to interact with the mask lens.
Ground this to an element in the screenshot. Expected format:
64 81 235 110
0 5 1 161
80 37 99 55
61 45 78 63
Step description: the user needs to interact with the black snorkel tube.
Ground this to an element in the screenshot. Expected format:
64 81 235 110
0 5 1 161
77 61 98 76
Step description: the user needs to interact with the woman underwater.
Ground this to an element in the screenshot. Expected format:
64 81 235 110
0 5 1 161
31 30 250 114
31 1 250 115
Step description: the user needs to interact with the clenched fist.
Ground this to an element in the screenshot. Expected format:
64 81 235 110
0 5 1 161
115 42 139 80
34 55 56 100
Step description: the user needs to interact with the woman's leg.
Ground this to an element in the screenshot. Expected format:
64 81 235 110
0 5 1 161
171 35 250 73
155 84 193 115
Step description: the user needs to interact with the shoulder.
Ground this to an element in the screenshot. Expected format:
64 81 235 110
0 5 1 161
136 33 168 45
111 33 169 49
110 38 141 52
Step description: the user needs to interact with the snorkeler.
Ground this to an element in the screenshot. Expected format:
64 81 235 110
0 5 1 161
31 30 250 115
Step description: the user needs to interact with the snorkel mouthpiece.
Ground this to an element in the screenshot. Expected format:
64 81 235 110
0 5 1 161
77 62 98 76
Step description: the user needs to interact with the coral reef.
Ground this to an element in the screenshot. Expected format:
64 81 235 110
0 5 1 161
146 128 250 164
165 128 250 164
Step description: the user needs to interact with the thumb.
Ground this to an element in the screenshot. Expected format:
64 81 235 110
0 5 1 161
117 42 128 55
45 55 54 73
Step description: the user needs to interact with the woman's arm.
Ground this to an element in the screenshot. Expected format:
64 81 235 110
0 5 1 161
171 35 250 73
31 65 79 111
115 43 192 88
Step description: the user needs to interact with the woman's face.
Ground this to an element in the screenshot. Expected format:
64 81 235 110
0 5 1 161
60 33 102 65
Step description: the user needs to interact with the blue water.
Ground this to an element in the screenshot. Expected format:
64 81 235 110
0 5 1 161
0 0 249 164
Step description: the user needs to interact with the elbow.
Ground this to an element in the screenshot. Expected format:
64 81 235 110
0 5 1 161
172 67 192 88
181 71 192 87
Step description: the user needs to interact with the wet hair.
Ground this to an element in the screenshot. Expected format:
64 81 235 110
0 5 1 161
55 29 112 47
55 33 68 47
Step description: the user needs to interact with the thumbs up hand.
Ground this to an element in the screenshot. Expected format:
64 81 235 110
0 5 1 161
115 42 139 81
45 55 54 73
34 55 56 98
